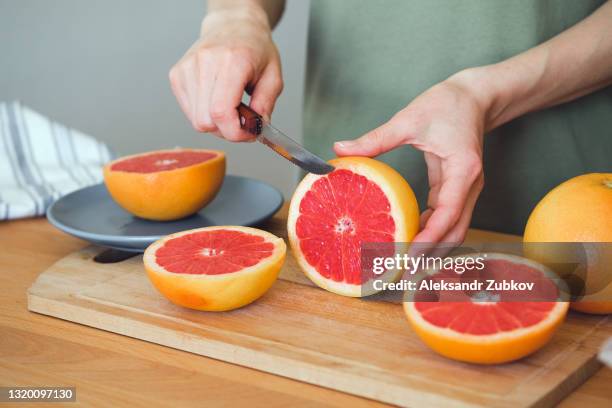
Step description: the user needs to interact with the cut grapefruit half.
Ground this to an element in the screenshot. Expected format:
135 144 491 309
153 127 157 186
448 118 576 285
144 226 286 311
288 157 420 297
104 148 225 221
403 253 569 364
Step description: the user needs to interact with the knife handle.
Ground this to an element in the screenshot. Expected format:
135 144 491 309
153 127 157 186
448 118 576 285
237 103 263 136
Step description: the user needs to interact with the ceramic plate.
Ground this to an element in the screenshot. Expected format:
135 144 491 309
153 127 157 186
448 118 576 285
47 175 284 252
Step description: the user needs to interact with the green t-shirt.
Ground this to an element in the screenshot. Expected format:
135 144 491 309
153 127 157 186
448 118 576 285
303 0 612 235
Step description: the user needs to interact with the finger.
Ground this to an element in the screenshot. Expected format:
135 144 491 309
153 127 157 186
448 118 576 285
439 175 484 245
249 62 283 121
411 207 453 259
193 54 219 133
420 208 434 230
168 65 191 120
333 120 407 157
424 152 442 209
412 189 464 245
182 60 203 131
412 159 478 244
210 58 254 142
418 181 482 260
168 65 190 116
412 188 473 260
409 153 440 258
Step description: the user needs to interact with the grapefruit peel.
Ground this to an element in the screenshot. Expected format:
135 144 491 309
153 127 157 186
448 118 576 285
144 226 286 311
403 253 569 364
104 148 225 221
288 157 420 297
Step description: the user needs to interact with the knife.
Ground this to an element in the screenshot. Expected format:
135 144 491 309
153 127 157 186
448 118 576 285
237 103 334 175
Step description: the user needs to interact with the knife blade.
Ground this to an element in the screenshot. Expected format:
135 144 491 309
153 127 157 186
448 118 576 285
237 103 334 175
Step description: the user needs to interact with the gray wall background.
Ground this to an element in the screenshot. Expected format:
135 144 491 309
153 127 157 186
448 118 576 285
0 0 309 198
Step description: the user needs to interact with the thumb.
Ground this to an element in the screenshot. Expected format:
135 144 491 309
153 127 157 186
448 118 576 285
334 122 405 157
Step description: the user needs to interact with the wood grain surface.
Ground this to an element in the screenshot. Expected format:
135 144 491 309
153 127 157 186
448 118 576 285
21 206 612 407
1 206 611 407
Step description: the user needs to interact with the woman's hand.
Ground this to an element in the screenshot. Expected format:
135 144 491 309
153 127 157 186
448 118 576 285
334 71 488 245
169 5 283 141
334 0 612 246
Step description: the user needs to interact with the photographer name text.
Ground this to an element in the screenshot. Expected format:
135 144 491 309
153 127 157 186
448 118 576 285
373 279 535 292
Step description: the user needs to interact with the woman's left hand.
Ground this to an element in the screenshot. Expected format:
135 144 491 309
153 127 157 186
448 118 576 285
334 71 488 245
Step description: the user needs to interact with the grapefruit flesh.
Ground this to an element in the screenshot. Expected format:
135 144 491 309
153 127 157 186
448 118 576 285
288 157 420 297
297 169 394 283
104 148 225 221
110 150 217 173
156 229 275 274
404 253 569 364
524 173 612 314
144 226 286 311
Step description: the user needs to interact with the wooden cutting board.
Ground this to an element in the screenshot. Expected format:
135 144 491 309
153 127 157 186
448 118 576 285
27 210 611 407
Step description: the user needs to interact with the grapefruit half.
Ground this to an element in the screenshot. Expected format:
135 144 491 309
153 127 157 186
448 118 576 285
524 173 612 314
288 157 420 297
104 148 225 221
403 253 569 364
144 226 286 311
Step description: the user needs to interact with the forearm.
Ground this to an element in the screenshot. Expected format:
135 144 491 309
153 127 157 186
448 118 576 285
205 0 286 33
455 1 612 132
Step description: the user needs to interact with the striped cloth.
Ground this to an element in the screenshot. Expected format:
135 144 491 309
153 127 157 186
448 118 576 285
0 101 113 220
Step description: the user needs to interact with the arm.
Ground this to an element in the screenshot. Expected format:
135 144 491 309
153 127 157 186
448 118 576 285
206 0 286 29
469 0 612 131
335 1 612 245
170 0 286 140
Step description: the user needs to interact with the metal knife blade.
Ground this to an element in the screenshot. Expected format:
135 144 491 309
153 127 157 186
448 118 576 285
238 103 334 175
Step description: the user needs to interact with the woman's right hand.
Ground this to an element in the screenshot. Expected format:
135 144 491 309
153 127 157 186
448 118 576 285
169 5 283 141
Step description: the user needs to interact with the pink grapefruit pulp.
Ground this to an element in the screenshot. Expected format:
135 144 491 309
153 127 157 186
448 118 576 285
288 157 420 297
144 226 286 311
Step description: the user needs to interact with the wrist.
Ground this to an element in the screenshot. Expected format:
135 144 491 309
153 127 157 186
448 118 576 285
446 66 510 132
201 4 271 37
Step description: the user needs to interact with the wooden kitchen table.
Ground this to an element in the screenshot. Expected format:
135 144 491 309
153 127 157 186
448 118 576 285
1 208 611 407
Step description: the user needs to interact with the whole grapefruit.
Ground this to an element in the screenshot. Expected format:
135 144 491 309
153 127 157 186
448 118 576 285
524 173 612 314
104 149 225 221
287 157 420 297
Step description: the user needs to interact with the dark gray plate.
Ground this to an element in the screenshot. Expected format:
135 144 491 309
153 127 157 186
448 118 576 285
47 175 284 252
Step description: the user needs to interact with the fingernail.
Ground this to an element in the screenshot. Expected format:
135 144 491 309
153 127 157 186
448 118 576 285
335 140 353 148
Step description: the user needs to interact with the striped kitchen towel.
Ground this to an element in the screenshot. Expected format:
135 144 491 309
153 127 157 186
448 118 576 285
0 101 114 220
